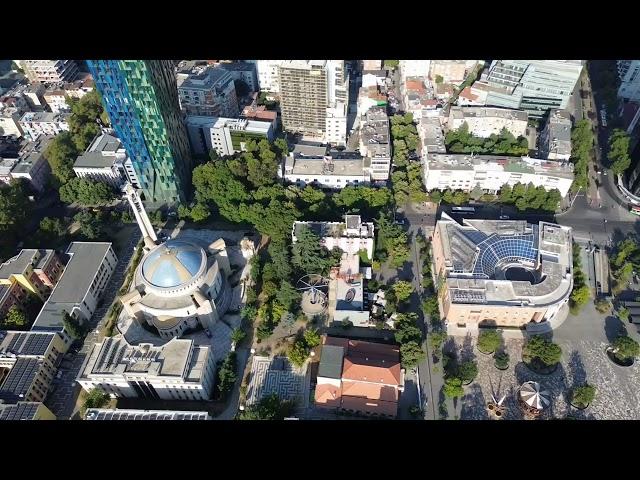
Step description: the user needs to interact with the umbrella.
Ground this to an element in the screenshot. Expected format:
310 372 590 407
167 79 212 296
519 381 550 410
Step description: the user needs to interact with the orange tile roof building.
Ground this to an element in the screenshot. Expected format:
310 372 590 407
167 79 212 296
314 336 404 418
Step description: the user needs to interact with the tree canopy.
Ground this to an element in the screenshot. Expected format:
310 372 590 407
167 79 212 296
446 124 528 156
73 210 105 240
59 178 115 206
608 129 631 176
238 393 294 420
570 119 593 191
392 281 414 303
611 336 640 361
2 305 27 328
291 225 332 275
523 335 562 367
477 330 502 354
498 182 561 212
400 341 425 369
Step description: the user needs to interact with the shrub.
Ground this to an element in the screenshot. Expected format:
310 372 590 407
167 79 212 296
429 331 446 352
618 307 630 322
82 387 109 414
477 330 502 354
457 360 478 384
594 298 612 314
443 376 464 398
611 335 640 362
571 384 596 407
523 335 562 367
494 351 509 369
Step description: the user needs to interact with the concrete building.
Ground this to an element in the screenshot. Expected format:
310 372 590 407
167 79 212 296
363 60 383 70
119 237 232 339
77 337 216 401
0 401 56 420
85 408 210 420
447 106 528 138
8 136 53 192
314 335 404 418
278 60 349 146
32 242 117 335
43 89 69 113
423 153 574 197
538 109 572 161
431 214 573 335
185 116 275 157
255 60 285 94
219 62 258 92
357 85 387 118
19 112 70 141
617 60 640 102
0 113 24 137
359 106 391 181
0 248 64 309
23 83 46 111
400 60 431 82
419 116 447 158
0 330 68 403
19 60 78 84
177 67 239 118
241 99 278 126
361 70 387 89
73 133 138 188
430 60 481 85
457 85 489 106
482 60 583 118
281 144 371 189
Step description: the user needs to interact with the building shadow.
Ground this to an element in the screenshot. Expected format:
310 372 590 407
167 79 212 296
459 334 476 363
604 315 627 343
513 359 569 420
460 383 488 420
567 350 587 388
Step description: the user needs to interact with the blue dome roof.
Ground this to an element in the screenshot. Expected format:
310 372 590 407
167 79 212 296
141 239 205 288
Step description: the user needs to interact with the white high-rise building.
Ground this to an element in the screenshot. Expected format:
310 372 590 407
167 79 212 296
255 60 285 94
618 60 640 102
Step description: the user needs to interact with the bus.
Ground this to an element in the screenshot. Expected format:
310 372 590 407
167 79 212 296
451 206 476 213
630 205 640 216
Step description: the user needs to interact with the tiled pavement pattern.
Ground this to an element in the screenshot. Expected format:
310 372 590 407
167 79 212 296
246 356 308 407
457 336 640 420
45 232 141 419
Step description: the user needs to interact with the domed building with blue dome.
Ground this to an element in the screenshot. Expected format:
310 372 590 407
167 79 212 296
119 237 232 339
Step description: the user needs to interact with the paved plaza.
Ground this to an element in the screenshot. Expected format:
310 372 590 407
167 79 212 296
245 356 309 408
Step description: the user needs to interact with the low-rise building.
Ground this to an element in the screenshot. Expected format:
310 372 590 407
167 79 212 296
363 60 383 70
43 89 70 113
423 153 574 197
538 109 572 161
85 408 210 420
177 67 239 117
430 60 481 85
447 106 528 138
0 248 64 303
0 330 68 403
185 116 275 157
359 106 391 181
73 133 138 188
77 337 216 401
281 144 371 189
32 242 117 335
19 111 70 141
432 214 573 335
456 85 488 106
361 70 387 89
0 401 56 420
357 85 387 118
8 136 53 192
400 60 431 82
314 335 405 418
419 116 447 159
241 101 278 127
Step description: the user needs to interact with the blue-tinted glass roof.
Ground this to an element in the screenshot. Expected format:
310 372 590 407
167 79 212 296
472 231 538 278
141 240 205 288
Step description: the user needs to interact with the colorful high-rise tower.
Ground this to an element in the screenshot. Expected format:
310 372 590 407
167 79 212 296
87 60 192 203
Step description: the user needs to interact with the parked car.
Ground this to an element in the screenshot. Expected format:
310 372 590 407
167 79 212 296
499 215 510 220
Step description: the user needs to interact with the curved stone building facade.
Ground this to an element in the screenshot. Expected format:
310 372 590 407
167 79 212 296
120 237 231 339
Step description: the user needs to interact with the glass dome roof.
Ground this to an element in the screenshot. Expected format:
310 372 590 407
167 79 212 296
141 239 206 289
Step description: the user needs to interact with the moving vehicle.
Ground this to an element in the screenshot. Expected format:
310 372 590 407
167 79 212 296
629 205 640 216
499 215 510 220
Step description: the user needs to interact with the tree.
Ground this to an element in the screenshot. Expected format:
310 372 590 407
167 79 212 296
435 74 444 84
287 339 310 367
83 387 110 411
523 335 562 367
0 180 31 232
73 210 104 240
394 313 422 345
59 178 115 206
457 360 478 384
63 312 85 340
238 393 293 420
384 60 400 69
44 132 78 184
477 330 502 354
216 352 237 397
610 335 640 362
618 307 630 322
34 217 64 246
391 281 413 303
267 240 292 281
608 129 631 175
274 137 289 157
571 384 595 407
275 280 301 311
303 328 321 348
570 284 590 308
400 341 425 369
291 225 331 275
494 351 509 369
2 305 27 328
443 376 464 398
231 328 246 346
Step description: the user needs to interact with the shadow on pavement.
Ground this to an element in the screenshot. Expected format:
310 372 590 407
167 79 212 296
604 315 627 343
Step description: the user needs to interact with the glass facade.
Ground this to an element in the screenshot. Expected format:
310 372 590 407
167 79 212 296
87 60 192 203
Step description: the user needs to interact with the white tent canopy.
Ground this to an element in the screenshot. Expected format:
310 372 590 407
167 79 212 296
519 381 550 410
